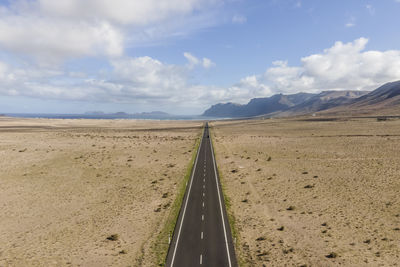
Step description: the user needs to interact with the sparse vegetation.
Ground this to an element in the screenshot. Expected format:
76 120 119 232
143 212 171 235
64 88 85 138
377 116 387 121
211 118 400 266
151 131 202 266
0 118 202 266
325 252 338 258
106 234 119 241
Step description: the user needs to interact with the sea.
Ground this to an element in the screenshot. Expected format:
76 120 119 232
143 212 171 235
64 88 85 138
3 113 221 121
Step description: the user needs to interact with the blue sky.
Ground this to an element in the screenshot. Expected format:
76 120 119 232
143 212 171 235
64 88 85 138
0 0 400 114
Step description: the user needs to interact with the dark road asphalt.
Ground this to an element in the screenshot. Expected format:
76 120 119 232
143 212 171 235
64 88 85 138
165 123 237 267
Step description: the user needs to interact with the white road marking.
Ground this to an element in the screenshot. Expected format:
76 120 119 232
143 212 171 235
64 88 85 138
169 128 204 267
200 254 203 265
210 134 233 267
202 214 204 221
202 201 204 208
203 185 205 189
201 231 204 239
203 178 205 182
203 192 205 197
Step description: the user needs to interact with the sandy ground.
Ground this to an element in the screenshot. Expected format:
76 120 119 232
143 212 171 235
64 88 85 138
0 117 201 267
211 117 400 266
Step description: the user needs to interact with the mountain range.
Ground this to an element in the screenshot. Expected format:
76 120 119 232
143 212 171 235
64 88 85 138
202 80 400 118
202 93 315 117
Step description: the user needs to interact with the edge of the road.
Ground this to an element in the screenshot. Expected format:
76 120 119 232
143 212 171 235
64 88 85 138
208 124 238 267
164 123 205 267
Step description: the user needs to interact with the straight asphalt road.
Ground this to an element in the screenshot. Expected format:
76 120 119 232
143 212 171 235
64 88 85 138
165 123 237 267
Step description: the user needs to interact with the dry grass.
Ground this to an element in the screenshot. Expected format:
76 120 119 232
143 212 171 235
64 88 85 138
211 117 400 266
0 117 202 266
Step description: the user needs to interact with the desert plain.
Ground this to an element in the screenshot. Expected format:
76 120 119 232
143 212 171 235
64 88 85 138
1 115 400 267
211 117 400 266
0 117 202 266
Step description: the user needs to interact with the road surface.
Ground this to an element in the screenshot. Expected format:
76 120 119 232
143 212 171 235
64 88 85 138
165 123 237 267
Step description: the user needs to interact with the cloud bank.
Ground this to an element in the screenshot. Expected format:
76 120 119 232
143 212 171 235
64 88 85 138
243 38 400 97
0 0 222 63
2 37 400 112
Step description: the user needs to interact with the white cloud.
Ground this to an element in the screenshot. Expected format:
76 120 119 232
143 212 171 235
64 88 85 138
0 0 223 64
255 38 400 94
184 52 215 69
202 58 215 68
1 38 400 113
0 61 8 79
110 56 188 99
366 4 375 15
0 16 123 63
184 52 200 69
210 38 400 105
345 16 356 28
232 15 247 24
0 55 220 110
36 0 221 25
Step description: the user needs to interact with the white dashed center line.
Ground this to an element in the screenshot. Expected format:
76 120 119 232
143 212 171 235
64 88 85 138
202 214 204 221
200 254 203 265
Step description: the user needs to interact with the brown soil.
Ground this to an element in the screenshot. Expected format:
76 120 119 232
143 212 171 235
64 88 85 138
211 117 400 266
0 117 201 266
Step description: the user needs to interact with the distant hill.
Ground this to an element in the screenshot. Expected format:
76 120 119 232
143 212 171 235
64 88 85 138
132 111 171 119
9 111 178 119
321 80 400 115
84 111 105 115
202 93 315 117
202 102 244 117
277 90 369 116
202 91 368 118
203 80 400 118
